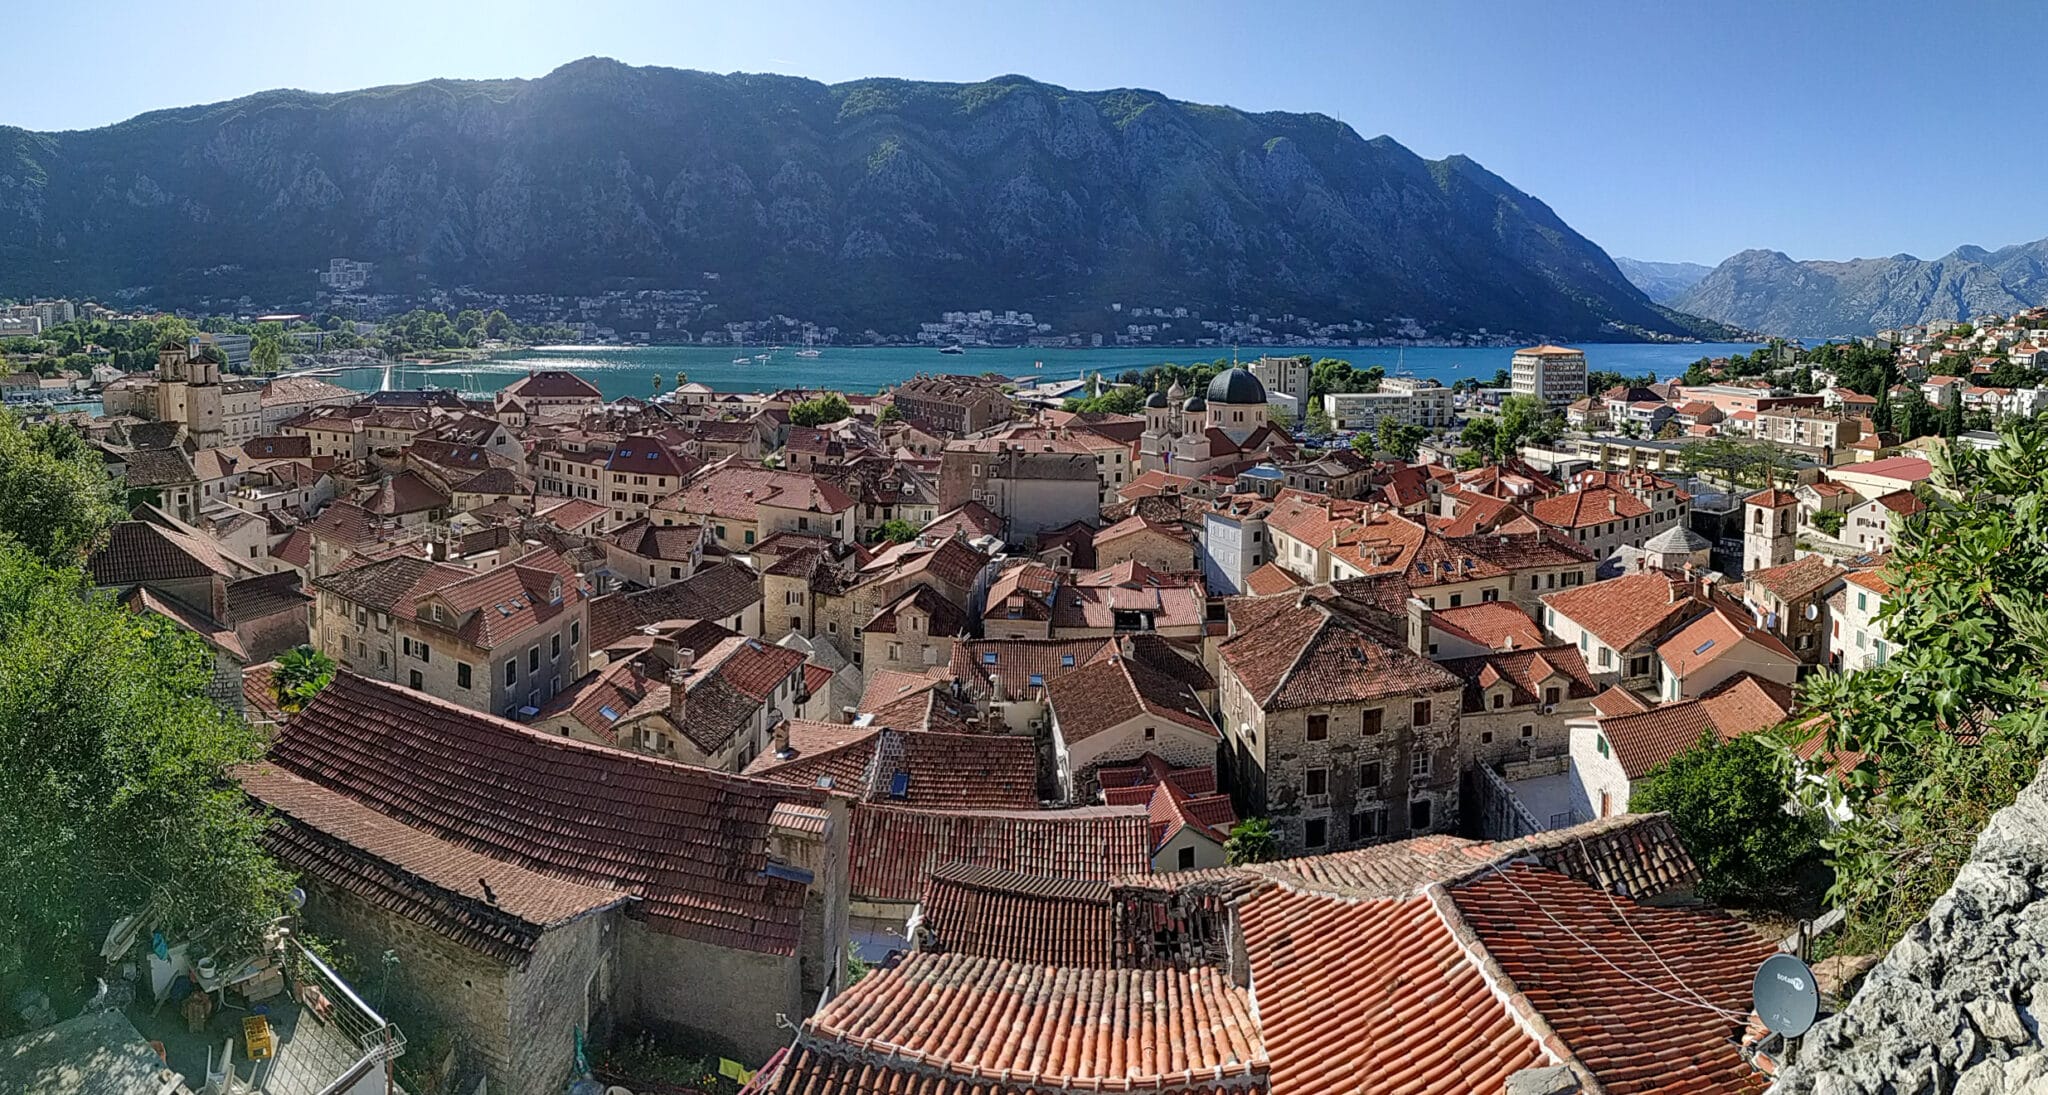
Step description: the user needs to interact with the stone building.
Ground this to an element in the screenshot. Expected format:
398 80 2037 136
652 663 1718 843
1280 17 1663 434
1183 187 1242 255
936 438 1102 542
887 374 1014 434
310 547 589 718
152 342 226 451
1215 588 1465 856
239 673 849 1094
1137 368 1292 478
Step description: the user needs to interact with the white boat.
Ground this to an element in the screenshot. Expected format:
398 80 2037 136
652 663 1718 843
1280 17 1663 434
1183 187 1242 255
732 356 750 364
795 326 823 357
939 345 965 355
752 353 772 362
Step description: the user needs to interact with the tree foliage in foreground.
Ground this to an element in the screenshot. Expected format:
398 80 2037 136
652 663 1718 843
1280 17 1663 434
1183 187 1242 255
0 546 291 1017
0 412 122 565
1224 817 1277 865
790 393 852 428
1798 418 2048 949
1631 732 1822 905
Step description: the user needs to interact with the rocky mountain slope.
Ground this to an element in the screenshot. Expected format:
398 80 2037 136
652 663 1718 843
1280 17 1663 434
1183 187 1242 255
1612 257 1712 304
0 58 1717 341
1676 241 2048 337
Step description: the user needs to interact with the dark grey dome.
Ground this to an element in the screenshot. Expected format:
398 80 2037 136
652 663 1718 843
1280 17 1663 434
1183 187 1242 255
1182 396 1207 412
1207 367 1268 405
1145 391 1168 408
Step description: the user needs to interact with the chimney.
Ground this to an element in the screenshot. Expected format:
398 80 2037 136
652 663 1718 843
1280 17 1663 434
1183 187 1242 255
772 718 793 759
1405 596 1430 657
652 632 679 667
990 673 1007 703
668 648 696 725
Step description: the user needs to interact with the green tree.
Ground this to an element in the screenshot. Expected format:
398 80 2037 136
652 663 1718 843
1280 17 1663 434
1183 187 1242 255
651 374 665 398
791 394 852 428
0 546 292 1012
878 403 902 425
274 645 336 713
249 332 283 373
1631 733 1823 904
1061 387 1147 416
1374 417 1427 461
1679 436 1804 489
1224 817 1278 865
1303 401 1335 441
875 519 919 544
1798 418 2048 949
1810 509 1846 537
0 415 121 564
1266 405 1294 435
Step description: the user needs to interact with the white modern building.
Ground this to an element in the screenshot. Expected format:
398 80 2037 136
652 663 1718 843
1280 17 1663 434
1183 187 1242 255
1511 345 1588 408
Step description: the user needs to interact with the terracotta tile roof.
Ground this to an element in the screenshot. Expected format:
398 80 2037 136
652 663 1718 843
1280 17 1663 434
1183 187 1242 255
1592 685 1652 717
1045 656 1215 744
1104 770 1237 852
1598 673 1796 778
1744 555 1844 603
586 559 762 647
1243 561 1305 597
1541 573 1703 652
1219 595 1460 711
948 638 1115 698
864 536 990 593
1655 606 1797 671
1865 489 1925 515
914 863 1115 967
1488 812 1703 903
1744 488 1798 507
313 555 470 616
88 511 253 585
259 672 826 955
1847 455 1932 480
271 527 313 570
363 469 450 517
1530 486 1651 529
661 466 856 521
1242 886 1544 1095
242 662 285 723
1451 864 1774 1094
1439 644 1601 712
863 583 969 639
794 953 1265 1090
1428 601 1546 652
1844 567 1893 595
535 497 609 532
123 586 244 659
848 804 1152 902
747 726 1040 810
121 446 198 487
920 501 1006 542
1052 584 1206 633
502 370 603 400
857 668 953 713
1095 513 1190 546
603 435 694 478
607 518 705 561
306 501 385 549
241 762 630 963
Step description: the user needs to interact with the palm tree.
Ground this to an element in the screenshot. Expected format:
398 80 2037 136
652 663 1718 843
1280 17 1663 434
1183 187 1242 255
274 645 336 713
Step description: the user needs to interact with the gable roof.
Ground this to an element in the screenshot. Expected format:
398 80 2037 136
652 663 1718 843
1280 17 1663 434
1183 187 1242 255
1541 572 1703 651
848 804 1152 903
249 672 827 956
746 725 1040 811
1044 656 1215 743
1219 595 1460 710
913 863 1114 967
1597 673 1796 779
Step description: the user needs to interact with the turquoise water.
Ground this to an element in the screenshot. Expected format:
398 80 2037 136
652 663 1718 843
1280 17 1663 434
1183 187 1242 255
311 341 1762 399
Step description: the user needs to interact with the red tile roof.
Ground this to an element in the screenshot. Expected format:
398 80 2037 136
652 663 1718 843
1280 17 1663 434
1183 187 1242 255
914 863 1114 967
746 726 1040 811
1242 886 1545 1095
848 804 1152 902
1428 601 1546 652
1451 864 1774 1094
1243 561 1305 597
255 672 825 955
1846 456 1932 480
1439 644 1601 712
1530 486 1651 529
1597 673 1796 778
1045 656 1215 744
242 761 630 963
1541 573 1703 652
1220 594 1460 710
502 369 603 400
1744 554 1844 603
794 952 1265 1090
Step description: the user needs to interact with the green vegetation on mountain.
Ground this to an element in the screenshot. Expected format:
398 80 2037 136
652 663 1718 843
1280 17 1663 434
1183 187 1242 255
1678 240 2048 337
0 59 1719 341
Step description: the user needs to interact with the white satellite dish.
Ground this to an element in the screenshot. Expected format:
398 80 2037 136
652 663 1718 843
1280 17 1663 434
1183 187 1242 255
1804 603 1820 621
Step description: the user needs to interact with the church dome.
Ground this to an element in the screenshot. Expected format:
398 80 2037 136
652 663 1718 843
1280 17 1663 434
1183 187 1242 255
1182 396 1207 412
1144 391 1168 409
1643 525 1711 554
1206 367 1268 405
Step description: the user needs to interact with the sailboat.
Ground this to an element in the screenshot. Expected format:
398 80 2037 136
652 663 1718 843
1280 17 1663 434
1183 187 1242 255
795 326 822 358
379 361 395 392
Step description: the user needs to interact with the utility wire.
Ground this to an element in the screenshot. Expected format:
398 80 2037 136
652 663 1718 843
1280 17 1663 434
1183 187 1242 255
1480 859 1751 1023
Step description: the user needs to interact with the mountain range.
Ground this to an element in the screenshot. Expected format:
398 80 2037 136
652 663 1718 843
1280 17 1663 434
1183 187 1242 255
1612 258 1712 305
0 58 1726 342
1674 240 2048 337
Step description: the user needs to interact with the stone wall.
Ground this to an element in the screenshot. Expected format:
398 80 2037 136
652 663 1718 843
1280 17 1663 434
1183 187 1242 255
506 912 618 1095
621 923 803 1064
1771 766 2048 1094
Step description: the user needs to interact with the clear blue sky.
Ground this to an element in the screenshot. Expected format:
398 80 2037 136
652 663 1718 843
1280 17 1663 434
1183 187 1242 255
6 0 2040 266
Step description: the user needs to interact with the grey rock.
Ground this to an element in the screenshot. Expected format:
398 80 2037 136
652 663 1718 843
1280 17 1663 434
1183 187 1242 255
1970 995 2034 1047
1503 1065 1580 1094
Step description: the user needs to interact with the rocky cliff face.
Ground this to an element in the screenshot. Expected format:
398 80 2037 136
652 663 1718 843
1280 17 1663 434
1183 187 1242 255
1772 765 2048 1094
0 58 1710 340
1677 242 2048 338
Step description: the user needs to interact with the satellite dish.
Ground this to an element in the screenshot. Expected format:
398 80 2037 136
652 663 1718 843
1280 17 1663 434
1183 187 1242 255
1752 953 1820 1038
1804 603 1820 621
